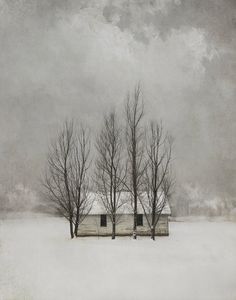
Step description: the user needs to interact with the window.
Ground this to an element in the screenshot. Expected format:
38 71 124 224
137 214 143 226
100 214 107 227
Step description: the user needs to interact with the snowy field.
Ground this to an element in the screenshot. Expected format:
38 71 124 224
0 214 236 300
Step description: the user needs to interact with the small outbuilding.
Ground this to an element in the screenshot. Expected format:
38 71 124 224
78 192 171 237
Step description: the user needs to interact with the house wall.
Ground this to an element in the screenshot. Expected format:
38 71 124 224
78 214 169 236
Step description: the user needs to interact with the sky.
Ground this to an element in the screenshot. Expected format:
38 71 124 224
0 0 235 206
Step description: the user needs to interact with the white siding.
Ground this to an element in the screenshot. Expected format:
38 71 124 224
78 214 169 236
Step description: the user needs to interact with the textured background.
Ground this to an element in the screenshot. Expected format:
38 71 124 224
0 0 235 210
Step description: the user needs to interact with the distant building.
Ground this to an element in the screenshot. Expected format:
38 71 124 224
78 192 171 237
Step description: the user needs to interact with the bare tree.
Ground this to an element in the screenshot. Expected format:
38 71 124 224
125 85 146 239
95 111 126 239
141 121 173 240
43 121 75 238
43 121 91 239
71 126 92 237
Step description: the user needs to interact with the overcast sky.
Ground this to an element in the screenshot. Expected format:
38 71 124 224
0 0 235 201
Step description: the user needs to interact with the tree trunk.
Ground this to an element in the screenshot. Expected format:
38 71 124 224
133 203 137 239
151 227 155 240
151 203 155 240
69 218 74 239
74 211 79 237
112 221 116 240
74 222 78 237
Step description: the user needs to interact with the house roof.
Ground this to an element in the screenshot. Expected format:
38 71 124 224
88 192 171 215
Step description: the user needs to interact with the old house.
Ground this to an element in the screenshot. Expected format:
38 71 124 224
78 192 171 237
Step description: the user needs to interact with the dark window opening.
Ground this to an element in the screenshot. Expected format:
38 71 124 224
137 214 143 226
100 214 107 227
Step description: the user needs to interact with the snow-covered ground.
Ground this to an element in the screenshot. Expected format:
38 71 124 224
0 214 236 300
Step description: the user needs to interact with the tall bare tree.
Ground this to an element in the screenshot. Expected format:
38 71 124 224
43 121 91 239
125 85 146 239
44 121 75 238
95 111 126 239
141 121 173 240
71 126 92 237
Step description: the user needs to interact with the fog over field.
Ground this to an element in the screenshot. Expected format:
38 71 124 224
0 1 236 214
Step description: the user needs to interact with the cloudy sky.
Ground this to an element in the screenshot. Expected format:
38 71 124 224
0 0 235 202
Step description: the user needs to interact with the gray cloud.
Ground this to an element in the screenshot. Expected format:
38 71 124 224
0 0 235 205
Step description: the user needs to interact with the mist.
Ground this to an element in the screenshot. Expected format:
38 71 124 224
0 0 235 216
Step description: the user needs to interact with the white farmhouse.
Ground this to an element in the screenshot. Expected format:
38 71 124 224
78 192 171 237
